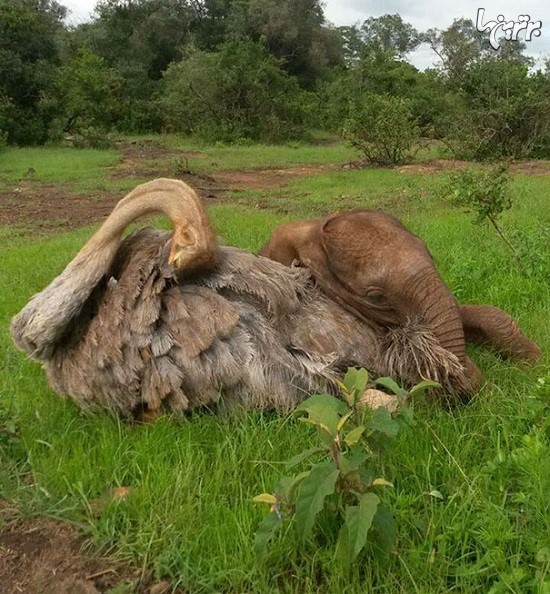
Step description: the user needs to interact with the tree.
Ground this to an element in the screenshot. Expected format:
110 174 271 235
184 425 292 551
423 18 533 88
161 41 308 142
423 18 485 87
442 57 550 160
0 0 66 144
246 0 343 88
56 48 121 133
360 13 420 59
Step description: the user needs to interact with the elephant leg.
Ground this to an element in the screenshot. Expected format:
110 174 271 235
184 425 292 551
460 305 541 362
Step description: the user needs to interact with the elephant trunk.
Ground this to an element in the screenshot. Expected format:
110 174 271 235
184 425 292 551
460 305 541 361
402 266 465 363
401 266 482 396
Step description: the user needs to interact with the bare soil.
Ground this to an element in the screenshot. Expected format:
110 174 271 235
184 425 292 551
2 139 547 233
0 143 328 231
0 183 121 230
0 502 172 594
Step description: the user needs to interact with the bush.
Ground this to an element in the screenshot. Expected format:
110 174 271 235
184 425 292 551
64 125 114 149
445 163 512 225
344 94 420 165
161 41 308 143
444 163 527 273
441 59 550 161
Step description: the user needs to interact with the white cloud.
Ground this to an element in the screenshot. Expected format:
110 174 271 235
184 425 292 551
323 0 549 66
63 0 95 24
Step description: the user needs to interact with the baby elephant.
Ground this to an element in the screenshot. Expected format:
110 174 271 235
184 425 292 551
260 209 541 393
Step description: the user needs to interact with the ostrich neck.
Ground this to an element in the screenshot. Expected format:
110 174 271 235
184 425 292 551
10 186 189 360
95 184 197 245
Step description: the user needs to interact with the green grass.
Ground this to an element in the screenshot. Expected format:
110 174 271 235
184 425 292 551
1 143 549 593
127 133 358 172
0 147 121 187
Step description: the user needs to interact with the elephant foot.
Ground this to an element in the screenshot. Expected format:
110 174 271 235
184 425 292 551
460 305 541 362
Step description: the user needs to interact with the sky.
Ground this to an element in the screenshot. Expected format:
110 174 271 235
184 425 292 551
64 0 549 70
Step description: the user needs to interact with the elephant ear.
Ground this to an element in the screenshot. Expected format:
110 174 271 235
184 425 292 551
315 212 405 326
294 242 370 324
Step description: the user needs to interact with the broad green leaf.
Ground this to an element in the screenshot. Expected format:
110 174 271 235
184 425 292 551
409 379 441 397
294 461 339 539
344 367 369 398
286 447 323 469
254 511 281 556
339 446 370 474
368 407 400 438
297 394 348 415
298 416 334 440
371 505 396 553
253 493 277 505
296 394 347 435
428 489 444 500
375 377 404 396
335 522 352 568
344 492 380 561
337 410 354 432
344 425 365 447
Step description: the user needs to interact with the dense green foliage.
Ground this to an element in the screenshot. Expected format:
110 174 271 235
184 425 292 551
162 41 307 142
0 0 548 156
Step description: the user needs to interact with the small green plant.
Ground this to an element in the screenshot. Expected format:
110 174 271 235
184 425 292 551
253 369 437 564
445 164 526 272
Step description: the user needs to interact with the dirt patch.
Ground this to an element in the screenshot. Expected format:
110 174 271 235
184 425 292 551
339 158 550 176
212 165 329 189
3 155 548 235
398 159 550 176
116 139 202 163
0 184 120 231
397 159 470 174
0 502 173 594
0 164 331 233
510 160 550 175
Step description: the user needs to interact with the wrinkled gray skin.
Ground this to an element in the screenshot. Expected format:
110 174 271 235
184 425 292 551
11 179 538 418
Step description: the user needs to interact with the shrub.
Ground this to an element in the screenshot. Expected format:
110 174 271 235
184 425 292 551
253 368 436 564
161 41 308 143
441 59 550 161
64 125 114 149
344 94 420 165
444 164 527 272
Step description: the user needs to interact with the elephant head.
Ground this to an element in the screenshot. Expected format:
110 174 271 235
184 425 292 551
260 209 482 395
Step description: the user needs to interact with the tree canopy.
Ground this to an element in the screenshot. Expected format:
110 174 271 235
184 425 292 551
0 2 547 158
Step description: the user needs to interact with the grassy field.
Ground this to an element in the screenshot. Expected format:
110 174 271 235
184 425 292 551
1 140 549 593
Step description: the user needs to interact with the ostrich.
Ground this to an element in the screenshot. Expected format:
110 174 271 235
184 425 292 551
11 179 539 418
